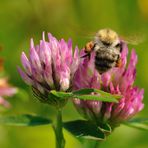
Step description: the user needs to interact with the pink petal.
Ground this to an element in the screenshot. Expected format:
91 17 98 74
21 52 32 75
17 67 33 85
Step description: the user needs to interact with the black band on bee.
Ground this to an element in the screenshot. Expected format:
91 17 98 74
95 58 114 67
95 56 115 63
94 54 117 73
95 61 111 69
95 64 112 74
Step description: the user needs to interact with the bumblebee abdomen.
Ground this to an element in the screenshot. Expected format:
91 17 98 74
95 56 116 73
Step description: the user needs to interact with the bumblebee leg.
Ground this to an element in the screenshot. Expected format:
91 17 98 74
81 53 91 59
81 41 94 59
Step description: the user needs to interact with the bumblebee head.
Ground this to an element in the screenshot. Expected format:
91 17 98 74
95 28 119 47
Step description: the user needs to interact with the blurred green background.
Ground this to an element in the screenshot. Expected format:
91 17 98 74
0 0 148 147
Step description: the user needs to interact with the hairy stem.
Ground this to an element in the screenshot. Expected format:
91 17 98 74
53 109 65 148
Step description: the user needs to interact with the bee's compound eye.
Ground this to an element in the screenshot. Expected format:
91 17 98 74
115 43 120 48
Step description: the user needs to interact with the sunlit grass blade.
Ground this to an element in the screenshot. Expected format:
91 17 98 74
123 118 148 131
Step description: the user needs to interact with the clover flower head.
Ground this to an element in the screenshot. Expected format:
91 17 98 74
73 43 144 127
18 33 80 106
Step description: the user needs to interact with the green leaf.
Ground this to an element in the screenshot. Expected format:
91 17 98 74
49 89 121 103
64 120 105 140
92 89 122 100
50 90 73 99
112 94 123 100
73 94 118 103
72 88 97 95
123 118 148 131
72 88 122 102
0 114 51 126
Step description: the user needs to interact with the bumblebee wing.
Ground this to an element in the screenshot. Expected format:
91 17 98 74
120 33 146 45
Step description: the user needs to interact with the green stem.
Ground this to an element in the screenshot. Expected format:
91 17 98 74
83 140 101 148
53 109 65 148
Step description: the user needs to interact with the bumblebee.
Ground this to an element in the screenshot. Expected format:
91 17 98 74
82 28 122 74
